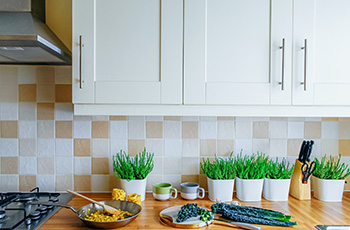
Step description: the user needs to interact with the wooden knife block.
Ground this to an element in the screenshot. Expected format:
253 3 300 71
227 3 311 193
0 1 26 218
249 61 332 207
289 159 311 200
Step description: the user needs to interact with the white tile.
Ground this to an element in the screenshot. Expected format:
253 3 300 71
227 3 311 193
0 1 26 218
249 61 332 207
19 103 36 120
164 139 182 157
287 122 304 138
146 116 163 121
18 66 36 84
37 175 55 192
151 157 163 174
73 121 91 138
200 121 217 139
200 116 217 121
37 120 54 138
0 139 18 156
163 174 181 191
340 156 350 167
146 174 163 191
182 116 199 121
288 117 305 122
252 139 270 154
182 139 199 157
339 122 350 139
110 121 128 139
19 157 37 174
1 103 18 120
311 139 321 157
18 121 36 139
252 117 269 121
110 139 128 155
19 139 37 156
73 115 92 121
55 103 73 120
55 66 72 84
56 157 73 174
182 157 199 175
92 116 109 121
145 139 163 156
91 175 110 192
163 157 182 174
286 156 298 165
217 121 235 139
55 139 73 156
269 121 287 139
321 121 339 139
234 139 252 156
305 117 322 121
236 117 252 122
0 66 18 84
92 139 109 156
235 121 252 139
37 139 55 157
128 120 145 139
164 121 181 139
0 85 17 103
270 139 287 157
321 139 339 156
74 157 91 175
128 116 145 121
0 175 19 192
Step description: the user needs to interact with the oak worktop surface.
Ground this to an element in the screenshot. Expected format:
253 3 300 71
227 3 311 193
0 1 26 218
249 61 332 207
41 193 350 230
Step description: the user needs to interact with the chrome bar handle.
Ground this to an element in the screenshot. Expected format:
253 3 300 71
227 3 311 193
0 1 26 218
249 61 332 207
300 39 307 91
79 35 84 89
278 38 285 91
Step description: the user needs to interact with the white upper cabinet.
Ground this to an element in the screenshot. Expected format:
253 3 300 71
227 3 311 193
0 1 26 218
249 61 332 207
73 0 183 104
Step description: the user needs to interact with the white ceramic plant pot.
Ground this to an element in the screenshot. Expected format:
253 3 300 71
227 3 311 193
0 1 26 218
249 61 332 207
119 177 147 201
207 177 235 202
236 177 264 201
263 178 291 201
312 176 345 202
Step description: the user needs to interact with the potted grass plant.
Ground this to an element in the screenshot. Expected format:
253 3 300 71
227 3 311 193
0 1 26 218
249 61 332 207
312 154 350 202
263 158 294 201
200 152 236 202
113 147 154 201
234 152 269 201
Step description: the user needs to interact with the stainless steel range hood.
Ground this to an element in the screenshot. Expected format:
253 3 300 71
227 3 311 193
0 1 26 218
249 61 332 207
0 0 71 65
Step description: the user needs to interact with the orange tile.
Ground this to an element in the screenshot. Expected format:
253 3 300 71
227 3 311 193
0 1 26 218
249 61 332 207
109 175 121 191
92 158 109 174
181 175 199 183
1 157 18 174
19 175 36 192
36 67 55 84
322 117 339 121
55 121 72 138
1 121 18 138
146 121 163 138
198 174 208 191
55 85 72 102
37 103 55 120
74 175 91 191
37 84 55 102
339 140 350 156
19 84 36 102
110 116 127 121
92 121 109 138
74 139 91 156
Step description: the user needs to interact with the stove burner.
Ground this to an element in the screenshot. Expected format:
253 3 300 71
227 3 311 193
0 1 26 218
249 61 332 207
18 194 36 202
0 210 5 219
29 211 41 220
49 197 59 203
36 206 48 215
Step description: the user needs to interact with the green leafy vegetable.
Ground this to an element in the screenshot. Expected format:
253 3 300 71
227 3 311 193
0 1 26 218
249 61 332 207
200 152 236 180
113 148 154 181
266 157 294 179
313 154 350 180
176 203 213 226
234 151 269 179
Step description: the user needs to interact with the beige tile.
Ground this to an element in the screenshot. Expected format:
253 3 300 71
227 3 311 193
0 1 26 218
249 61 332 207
74 139 91 156
338 118 350 122
19 84 36 102
36 67 55 84
217 140 234 156
200 140 216 156
55 85 72 102
270 117 287 121
1 157 18 174
19 139 37 156
304 122 321 139
55 66 72 84
1 121 18 138
128 139 146 156
198 174 208 191
110 116 127 121
181 175 199 183
55 121 72 138
217 116 235 121
339 140 350 156
109 175 121 191
146 121 163 138
92 157 109 174
322 117 339 121
0 85 18 102
19 175 36 192
92 121 109 138
253 121 269 138
0 66 18 84
56 175 73 191
182 121 198 138
287 139 303 156
37 84 55 102
339 122 350 139
37 157 54 174
37 103 55 120
74 175 91 191
164 116 181 121
37 120 54 138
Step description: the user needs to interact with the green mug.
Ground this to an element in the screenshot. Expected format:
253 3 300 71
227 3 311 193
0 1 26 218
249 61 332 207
152 183 178 200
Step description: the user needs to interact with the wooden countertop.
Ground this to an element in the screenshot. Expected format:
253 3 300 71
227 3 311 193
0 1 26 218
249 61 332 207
41 193 350 230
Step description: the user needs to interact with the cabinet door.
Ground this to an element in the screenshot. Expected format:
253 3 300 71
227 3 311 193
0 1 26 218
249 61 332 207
184 0 271 105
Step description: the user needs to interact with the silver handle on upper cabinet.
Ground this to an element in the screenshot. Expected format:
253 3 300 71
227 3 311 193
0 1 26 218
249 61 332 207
79 35 84 89
300 39 307 91
278 38 285 91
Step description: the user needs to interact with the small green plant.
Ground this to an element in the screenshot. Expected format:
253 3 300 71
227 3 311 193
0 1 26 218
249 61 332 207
234 151 269 179
313 154 350 180
113 148 154 181
266 158 294 179
200 152 236 180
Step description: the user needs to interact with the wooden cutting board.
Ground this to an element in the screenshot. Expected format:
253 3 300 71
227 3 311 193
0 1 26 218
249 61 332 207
159 205 213 228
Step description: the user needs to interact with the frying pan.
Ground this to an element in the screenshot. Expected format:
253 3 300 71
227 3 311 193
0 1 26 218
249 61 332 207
29 200 142 229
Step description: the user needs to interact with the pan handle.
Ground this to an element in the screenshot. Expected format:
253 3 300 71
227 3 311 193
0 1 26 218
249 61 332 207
28 201 77 213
